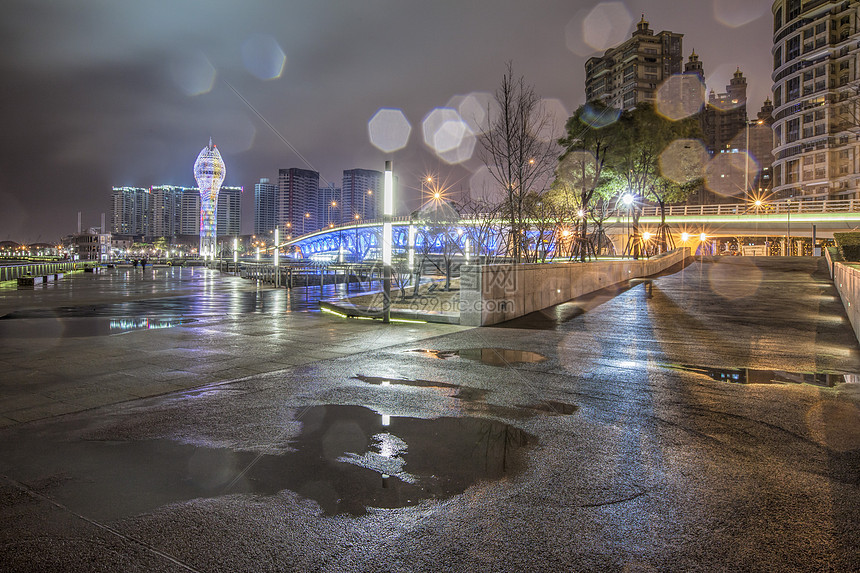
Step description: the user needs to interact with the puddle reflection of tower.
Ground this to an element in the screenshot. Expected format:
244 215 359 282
194 138 226 260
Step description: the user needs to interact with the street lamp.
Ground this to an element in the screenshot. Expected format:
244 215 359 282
304 212 310 234
622 193 634 258
363 189 373 220
383 161 393 323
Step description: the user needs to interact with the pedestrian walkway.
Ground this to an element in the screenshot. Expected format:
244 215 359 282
0 267 465 426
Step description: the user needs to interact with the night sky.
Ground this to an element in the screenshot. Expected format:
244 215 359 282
0 0 774 243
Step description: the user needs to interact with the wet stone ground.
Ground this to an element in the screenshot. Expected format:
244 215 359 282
1 258 859 572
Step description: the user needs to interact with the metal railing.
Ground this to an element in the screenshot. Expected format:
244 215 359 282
281 199 860 244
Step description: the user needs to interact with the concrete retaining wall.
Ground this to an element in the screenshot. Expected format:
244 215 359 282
832 261 860 342
460 248 691 326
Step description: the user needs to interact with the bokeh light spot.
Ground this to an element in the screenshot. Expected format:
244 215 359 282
659 139 708 184
580 103 621 128
656 74 706 121
469 166 501 202
704 152 759 198
170 50 216 96
538 98 569 143
450 91 497 135
241 34 286 81
713 0 769 28
422 108 475 164
583 2 634 52
368 108 411 153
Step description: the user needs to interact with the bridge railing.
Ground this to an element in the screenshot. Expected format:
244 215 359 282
634 199 858 217
284 199 860 244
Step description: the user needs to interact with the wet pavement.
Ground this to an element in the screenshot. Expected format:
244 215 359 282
1 258 860 572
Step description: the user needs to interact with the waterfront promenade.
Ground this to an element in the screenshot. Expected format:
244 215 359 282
1 259 859 572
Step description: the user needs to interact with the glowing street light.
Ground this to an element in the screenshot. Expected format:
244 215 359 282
383 160 393 323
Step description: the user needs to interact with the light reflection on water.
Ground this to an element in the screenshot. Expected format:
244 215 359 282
109 318 186 331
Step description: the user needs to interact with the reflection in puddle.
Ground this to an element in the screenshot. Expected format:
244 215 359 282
409 348 546 365
669 364 855 387
0 317 194 338
355 375 577 417
355 374 489 401
6 406 531 519
109 317 191 332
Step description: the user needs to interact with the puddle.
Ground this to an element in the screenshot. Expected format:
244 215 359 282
668 364 856 387
3 406 531 519
0 317 194 338
355 375 577 418
355 374 489 401
409 348 546 365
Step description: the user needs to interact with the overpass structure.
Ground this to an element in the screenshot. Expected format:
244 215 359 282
281 199 860 260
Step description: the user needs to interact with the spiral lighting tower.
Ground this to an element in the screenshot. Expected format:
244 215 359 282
193 137 226 259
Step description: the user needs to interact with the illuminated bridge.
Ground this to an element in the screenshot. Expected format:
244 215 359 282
282 199 860 260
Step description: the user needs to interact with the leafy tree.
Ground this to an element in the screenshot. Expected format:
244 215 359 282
556 102 620 261
602 103 702 258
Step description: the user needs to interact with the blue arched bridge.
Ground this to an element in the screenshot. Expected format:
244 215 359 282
282 199 860 260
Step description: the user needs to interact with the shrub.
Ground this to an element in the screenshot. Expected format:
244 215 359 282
833 232 860 261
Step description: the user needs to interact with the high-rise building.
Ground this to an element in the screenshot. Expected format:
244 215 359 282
317 183 341 229
217 186 242 237
771 0 860 200
110 187 149 236
278 168 319 239
193 138 226 258
254 178 277 235
179 188 200 236
703 68 749 155
584 15 683 110
341 168 383 224
148 185 183 237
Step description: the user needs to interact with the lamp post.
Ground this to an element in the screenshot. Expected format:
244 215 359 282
383 161 393 323
303 212 310 235
273 228 279 287
364 189 373 220
622 193 634 258
233 236 238 275
744 119 764 203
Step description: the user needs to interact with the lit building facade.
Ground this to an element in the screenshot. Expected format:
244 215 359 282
585 16 683 110
278 168 319 239
148 185 183 237
179 188 200 236
341 168 382 224
254 178 277 235
110 187 149 236
317 183 341 229
193 138 226 258
216 186 242 237
704 68 749 155
771 0 860 200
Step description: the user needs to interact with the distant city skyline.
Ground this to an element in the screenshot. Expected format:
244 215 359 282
0 0 775 242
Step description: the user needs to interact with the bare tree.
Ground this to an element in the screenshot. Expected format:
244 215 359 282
478 62 559 263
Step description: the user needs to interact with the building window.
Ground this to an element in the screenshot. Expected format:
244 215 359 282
774 47 782 69
787 77 800 102
787 0 801 20
774 7 783 32
787 118 800 142
787 36 800 60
